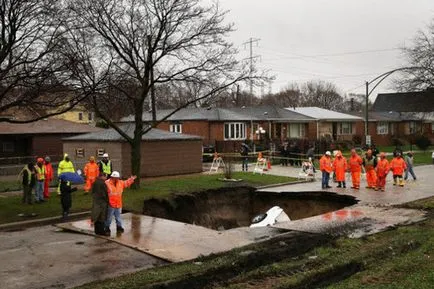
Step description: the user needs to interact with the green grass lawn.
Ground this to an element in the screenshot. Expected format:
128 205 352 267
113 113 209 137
0 172 295 225
75 196 434 289
0 180 23 192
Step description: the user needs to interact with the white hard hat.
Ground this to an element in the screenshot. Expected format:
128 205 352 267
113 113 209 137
102 153 109 158
325 151 331 156
111 171 120 178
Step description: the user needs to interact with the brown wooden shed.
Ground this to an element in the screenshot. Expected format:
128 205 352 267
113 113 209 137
62 126 203 177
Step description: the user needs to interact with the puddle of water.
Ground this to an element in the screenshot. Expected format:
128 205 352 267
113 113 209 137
143 187 358 230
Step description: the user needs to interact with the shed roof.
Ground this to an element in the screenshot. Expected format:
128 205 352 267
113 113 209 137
286 107 362 121
63 125 202 142
0 118 102 135
373 90 434 112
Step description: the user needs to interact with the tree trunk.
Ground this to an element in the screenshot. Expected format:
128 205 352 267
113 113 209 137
130 99 144 189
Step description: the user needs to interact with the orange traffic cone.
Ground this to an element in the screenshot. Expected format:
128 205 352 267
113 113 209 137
267 158 272 170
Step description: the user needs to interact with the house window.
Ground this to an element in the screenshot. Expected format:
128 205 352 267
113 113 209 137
170 123 182 133
2 142 14 153
75 148 85 158
96 148 105 157
376 122 389 135
409 121 421 134
78 112 83 121
224 122 246 140
289 123 305 138
339 122 353 135
88 112 93 121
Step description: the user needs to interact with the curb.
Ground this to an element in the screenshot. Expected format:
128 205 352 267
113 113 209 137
0 211 90 232
256 179 313 190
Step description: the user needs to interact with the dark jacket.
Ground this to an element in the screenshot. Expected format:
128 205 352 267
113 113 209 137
21 165 36 187
91 177 109 222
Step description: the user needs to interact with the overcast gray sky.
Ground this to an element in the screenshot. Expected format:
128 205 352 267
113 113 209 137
218 0 434 98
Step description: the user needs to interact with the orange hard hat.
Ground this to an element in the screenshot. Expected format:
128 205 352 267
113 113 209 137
37 157 44 163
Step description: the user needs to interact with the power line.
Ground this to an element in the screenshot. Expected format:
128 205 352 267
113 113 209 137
260 47 401 62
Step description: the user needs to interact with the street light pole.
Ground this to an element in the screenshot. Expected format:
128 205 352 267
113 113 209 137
364 67 420 145
365 81 369 137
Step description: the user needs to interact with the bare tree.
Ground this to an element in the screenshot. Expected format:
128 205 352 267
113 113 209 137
260 82 301 108
63 0 250 186
395 21 434 91
0 0 84 123
300 80 344 110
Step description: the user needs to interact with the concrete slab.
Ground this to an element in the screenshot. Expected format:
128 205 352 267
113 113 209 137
273 205 427 238
57 213 286 262
0 226 166 289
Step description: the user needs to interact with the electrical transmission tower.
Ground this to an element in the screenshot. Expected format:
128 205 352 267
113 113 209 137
243 38 260 105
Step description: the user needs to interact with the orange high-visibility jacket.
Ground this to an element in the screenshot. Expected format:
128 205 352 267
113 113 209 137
105 177 135 208
44 162 53 182
389 157 407 176
349 155 363 173
320 156 333 173
376 159 390 177
84 162 99 179
333 157 347 182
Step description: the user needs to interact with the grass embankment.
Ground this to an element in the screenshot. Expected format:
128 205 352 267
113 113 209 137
76 197 434 289
0 172 294 225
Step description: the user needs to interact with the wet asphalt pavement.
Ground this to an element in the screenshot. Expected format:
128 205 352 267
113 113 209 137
0 226 166 289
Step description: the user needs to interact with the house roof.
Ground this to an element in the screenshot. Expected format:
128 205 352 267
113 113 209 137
286 107 362 121
120 106 314 123
373 90 434 112
0 118 102 135
348 111 402 122
63 125 202 142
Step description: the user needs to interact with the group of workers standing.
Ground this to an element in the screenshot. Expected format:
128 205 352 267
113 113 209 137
19 152 136 235
319 148 416 191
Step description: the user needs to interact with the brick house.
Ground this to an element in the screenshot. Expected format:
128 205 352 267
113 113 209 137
63 126 203 177
120 106 315 152
286 107 362 142
370 90 434 145
120 106 363 152
0 118 102 160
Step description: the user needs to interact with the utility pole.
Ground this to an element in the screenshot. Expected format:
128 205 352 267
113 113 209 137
243 37 260 142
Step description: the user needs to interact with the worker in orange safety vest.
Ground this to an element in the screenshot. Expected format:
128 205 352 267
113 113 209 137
320 151 333 189
363 149 377 189
333 151 347 188
375 152 390 191
84 156 99 193
43 156 54 199
348 149 363 189
389 152 407 187
104 171 136 234
35 158 46 203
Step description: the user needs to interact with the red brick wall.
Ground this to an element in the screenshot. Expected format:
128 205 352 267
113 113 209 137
64 139 203 178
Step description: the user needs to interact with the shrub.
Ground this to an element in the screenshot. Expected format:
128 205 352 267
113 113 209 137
392 138 405 147
415 135 431 151
352 135 362 145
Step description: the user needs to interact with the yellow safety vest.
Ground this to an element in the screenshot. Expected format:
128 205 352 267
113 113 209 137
36 165 45 181
101 161 111 175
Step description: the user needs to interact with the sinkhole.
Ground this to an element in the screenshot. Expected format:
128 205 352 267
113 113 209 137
142 187 358 230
